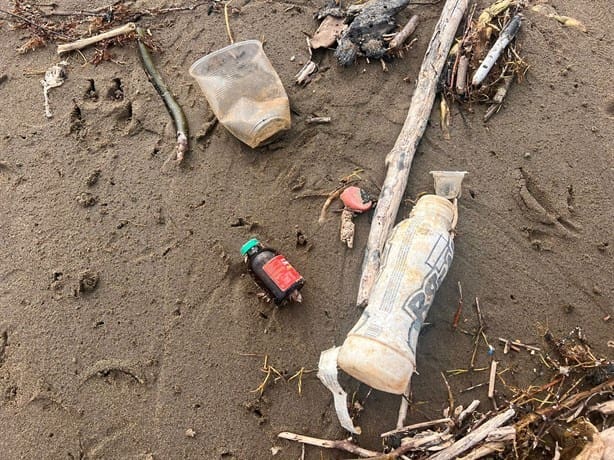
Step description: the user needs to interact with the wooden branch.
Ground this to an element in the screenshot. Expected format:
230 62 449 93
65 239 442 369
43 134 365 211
382 418 452 438
57 22 136 54
278 432 380 458
456 442 506 460
389 15 419 50
356 0 469 307
429 408 515 460
457 400 480 424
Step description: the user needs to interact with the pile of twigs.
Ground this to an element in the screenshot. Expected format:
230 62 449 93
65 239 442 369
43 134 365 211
0 0 214 62
441 0 529 124
280 327 613 459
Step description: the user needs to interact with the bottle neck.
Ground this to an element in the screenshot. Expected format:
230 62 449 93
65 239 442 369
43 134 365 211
409 195 456 230
245 246 261 258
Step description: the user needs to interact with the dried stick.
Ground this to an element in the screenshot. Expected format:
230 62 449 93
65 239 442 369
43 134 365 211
442 372 455 414
136 27 189 164
224 0 234 44
396 387 411 429
0 7 70 40
356 0 469 307
367 432 452 460
487 360 498 399
452 281 463 329
457 442 505 460
57 22 136 53
515 377 614 429
382 418 452 438
389 15 420 50
429 408 515 460
306 116 331 124
457 400 480 424
319 186 346 223
455 56 469 95
278 432 380 458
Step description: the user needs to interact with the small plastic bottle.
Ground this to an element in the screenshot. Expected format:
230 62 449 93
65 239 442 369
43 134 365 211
240 238 305 304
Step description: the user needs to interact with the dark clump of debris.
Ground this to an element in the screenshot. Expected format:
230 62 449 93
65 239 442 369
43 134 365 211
314 0 413 66
334 0 411 65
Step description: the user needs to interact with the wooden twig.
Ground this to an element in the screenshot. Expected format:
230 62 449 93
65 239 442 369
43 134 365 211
0 7 71 40
429 408 515 460
497 337 540 352
277 432 380 458
136 27 189 164
457 400 480 424
319 184 354 223
356 0 469 307
224 0 234 44
441 372 455 414
389 15 419 50
455 56 469 95
382 418 452 438
57 22 136 53
515 378 614 429
488 360 498 399
452 281 463 329
306 116 331 124
456 442 505 460
396 387 411 429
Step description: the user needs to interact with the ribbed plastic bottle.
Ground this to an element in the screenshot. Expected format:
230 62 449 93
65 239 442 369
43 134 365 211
337 194 456 394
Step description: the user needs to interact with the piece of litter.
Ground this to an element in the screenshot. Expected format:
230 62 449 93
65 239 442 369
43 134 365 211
41 61 68 118
311 15 347 49
271 446 282 455
185 428 196 438
340 186 372 213
295 60 318 86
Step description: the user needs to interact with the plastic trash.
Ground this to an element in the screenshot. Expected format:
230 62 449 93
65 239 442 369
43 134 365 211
241 238 304 304
189 40 291 148
340 186 373 213
318 171 466 433
337 194 456 394
431 170 467 199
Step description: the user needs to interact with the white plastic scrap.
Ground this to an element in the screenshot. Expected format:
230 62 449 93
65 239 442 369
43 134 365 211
41 61 68 118
317 347 361 434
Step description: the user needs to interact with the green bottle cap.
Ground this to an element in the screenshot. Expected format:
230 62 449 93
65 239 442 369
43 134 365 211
240 238 260 256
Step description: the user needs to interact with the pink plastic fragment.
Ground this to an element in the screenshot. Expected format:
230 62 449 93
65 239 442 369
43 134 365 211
340 186 373 213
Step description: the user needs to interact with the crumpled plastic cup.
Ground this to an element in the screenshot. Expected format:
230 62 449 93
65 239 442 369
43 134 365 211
189 40 291 148
430 171 468 199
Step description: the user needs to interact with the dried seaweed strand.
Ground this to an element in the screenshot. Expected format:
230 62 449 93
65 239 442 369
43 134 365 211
136 27 189 163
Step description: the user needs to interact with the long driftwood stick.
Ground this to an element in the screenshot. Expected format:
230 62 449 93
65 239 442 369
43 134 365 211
428 408 515 460
57 22 136 54
278 432 380 458
356 0 469 307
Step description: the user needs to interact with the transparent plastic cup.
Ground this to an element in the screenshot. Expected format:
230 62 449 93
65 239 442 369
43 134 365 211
189 40 291 148
430 171 468 199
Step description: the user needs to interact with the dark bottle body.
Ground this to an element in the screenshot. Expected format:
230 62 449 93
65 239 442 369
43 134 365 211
242 240 304 304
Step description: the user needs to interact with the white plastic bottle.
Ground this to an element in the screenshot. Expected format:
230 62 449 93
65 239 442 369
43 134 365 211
337 194 457 394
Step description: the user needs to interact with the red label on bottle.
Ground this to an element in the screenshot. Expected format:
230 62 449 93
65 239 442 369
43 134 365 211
262 255 303 292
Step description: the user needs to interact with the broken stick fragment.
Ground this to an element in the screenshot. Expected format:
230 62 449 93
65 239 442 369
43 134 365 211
57 22 136 54
388 14 419 51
